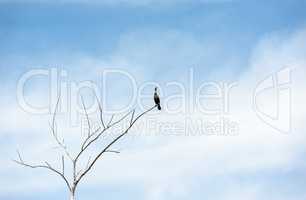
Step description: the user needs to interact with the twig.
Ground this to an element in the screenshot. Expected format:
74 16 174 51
62 156 65 175
74 105 157 188
95 93 105 129
107 114 114 127
13 154 71 192
81 96 91 138
50 97 73 161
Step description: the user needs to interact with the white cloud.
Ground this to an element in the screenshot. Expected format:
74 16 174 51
87 27 306 199
1 26 306 200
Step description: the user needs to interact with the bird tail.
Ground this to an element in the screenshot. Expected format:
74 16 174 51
157 104 161 110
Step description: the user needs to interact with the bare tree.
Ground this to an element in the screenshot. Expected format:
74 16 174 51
14 96 158 200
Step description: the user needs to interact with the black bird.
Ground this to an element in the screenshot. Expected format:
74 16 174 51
154 87 161 110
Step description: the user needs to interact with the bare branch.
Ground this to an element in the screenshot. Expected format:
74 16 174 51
17 150 23 163
52 96 60 133
62 156 65 175
108 110 134 127
50 123 73 161
76 170 82 179
95 93 105 129
105 150 120 154
76 156 91 180
50 97 73 161
13 154 71 192
75 109 134 163
107 114 114 127
81 127 101 150
74 105 157 188
130 109 135 125
81 96 91 138
45 161 52 168
15 88 160 198
74 129 107 163
85 156 91 170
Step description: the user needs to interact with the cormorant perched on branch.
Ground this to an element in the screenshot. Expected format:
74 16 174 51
154 87 161 110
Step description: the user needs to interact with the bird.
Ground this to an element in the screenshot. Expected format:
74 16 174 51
154 87 161 110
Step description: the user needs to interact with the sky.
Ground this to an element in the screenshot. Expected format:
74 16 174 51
1 0 306 200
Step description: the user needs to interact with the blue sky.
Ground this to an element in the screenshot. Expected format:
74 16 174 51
1 1 305 69
1 1 306 200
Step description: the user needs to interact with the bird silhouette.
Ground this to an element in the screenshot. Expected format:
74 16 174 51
154 87 161 110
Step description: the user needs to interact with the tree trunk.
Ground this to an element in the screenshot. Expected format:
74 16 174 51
70 192 75 200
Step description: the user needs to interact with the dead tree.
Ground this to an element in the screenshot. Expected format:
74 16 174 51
14 96 158 200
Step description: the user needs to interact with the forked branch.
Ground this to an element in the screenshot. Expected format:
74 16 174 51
14 94 159 199
13 151 71 191
74 105 157 188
